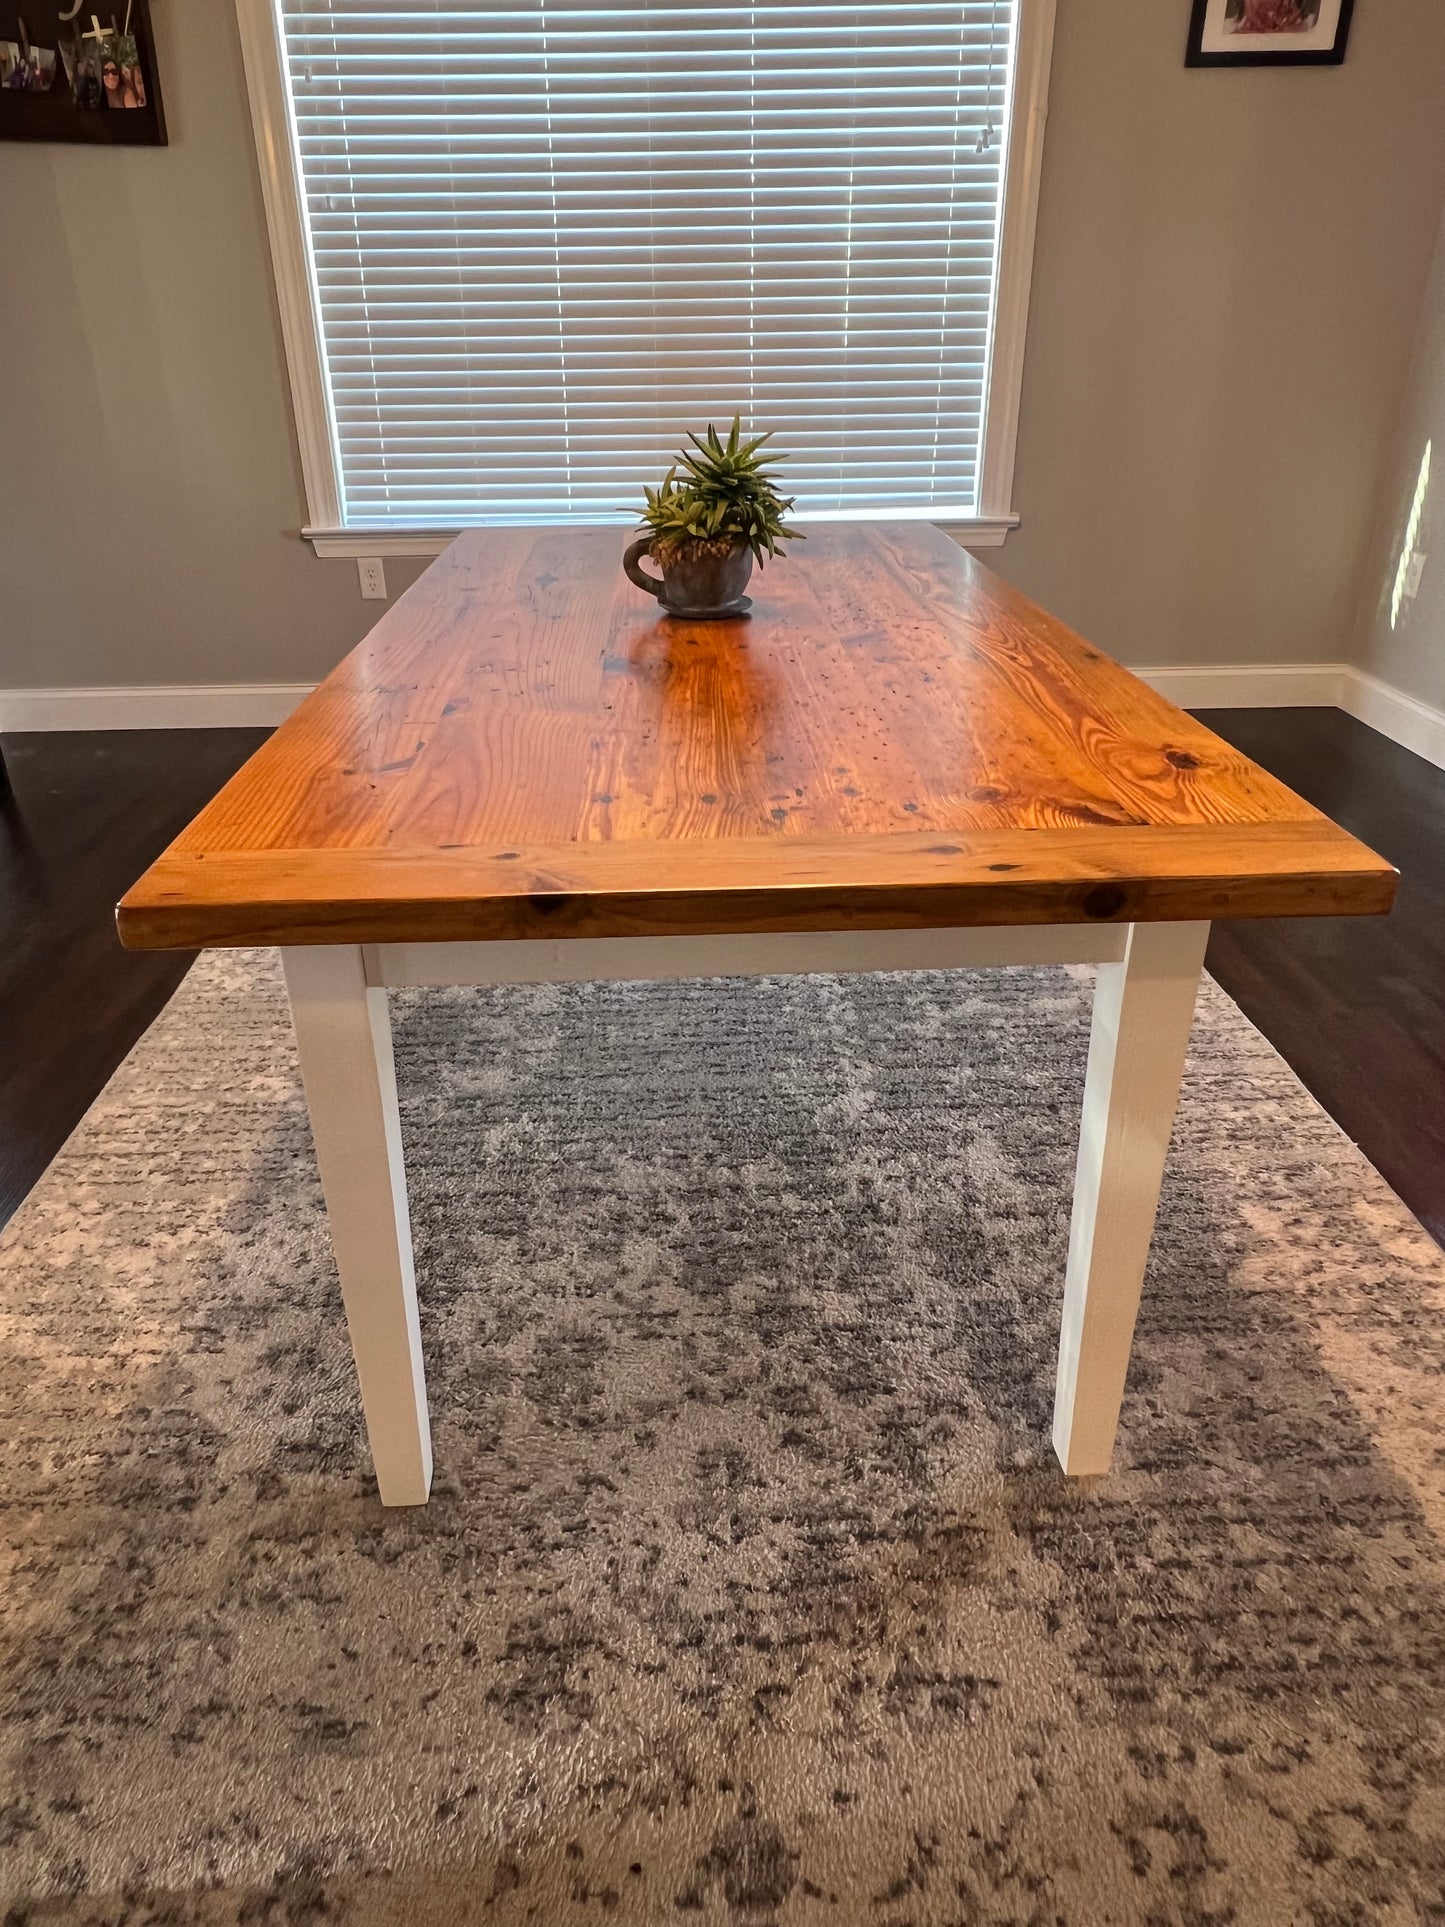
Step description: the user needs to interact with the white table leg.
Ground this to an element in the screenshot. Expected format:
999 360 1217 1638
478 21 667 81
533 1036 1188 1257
281 944 432 1505
1052 919 1209 1476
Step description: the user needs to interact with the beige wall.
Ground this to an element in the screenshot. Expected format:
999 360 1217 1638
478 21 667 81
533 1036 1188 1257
1350 198 1445 713
990 0 1445 672
0 0 427 694
3 0 1444 695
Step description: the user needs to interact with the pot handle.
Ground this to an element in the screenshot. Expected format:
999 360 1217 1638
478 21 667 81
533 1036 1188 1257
623 537 665 601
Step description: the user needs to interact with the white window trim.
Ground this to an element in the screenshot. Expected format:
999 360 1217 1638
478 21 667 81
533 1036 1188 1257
236 0 1055 560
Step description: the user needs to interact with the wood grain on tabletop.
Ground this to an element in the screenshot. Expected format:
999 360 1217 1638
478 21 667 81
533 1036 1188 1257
117 523 1395 947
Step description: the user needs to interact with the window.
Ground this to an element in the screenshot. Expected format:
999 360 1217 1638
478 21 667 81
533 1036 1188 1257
238 0 1054 554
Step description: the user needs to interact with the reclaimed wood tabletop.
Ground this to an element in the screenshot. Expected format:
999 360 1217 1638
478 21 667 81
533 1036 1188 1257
118 522 1395 950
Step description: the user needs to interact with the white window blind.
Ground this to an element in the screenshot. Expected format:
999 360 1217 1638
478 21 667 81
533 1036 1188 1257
278 1 1020 529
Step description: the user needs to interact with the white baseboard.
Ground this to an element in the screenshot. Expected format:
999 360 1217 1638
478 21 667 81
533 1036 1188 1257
0 683 311 730
1136 661 1445 773
1343 668 1445 772
2 661 1442 774
1136 662 1351 710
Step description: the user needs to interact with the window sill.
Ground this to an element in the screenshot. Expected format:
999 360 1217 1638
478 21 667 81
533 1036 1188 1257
303 513 1020 561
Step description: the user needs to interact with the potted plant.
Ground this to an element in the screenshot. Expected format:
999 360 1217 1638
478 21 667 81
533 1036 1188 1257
623 417 803 618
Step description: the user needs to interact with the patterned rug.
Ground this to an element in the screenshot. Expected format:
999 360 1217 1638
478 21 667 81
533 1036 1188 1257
1 949 1442 1926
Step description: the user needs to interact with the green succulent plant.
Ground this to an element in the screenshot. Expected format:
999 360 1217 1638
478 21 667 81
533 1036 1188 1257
638 417 804 566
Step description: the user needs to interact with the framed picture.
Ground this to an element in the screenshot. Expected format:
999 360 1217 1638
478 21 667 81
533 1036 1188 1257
1186 0 1355 67
0 0 165 143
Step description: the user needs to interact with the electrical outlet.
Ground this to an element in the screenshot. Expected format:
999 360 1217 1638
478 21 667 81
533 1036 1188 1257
357 557 388 600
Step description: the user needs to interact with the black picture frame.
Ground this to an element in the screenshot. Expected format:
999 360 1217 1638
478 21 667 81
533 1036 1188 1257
1186 0 1355 67
0 0 166 144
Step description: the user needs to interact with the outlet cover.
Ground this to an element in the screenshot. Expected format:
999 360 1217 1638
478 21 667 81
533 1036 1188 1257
357 557 388 600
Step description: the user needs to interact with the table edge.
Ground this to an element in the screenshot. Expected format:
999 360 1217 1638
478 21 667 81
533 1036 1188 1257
117 821 1397 950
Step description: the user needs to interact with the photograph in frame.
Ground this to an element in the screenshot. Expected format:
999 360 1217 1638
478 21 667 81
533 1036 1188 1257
1186 0 1355 67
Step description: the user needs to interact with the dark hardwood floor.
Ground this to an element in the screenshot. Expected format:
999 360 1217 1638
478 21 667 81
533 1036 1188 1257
1198 707 1445 1247
0 710 1440 1243
0 730 267 1226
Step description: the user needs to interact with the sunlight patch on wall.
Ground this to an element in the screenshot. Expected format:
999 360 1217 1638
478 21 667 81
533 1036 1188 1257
1390 439 1431 630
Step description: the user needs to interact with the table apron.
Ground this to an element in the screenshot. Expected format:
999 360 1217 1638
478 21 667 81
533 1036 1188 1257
364 924 1133 990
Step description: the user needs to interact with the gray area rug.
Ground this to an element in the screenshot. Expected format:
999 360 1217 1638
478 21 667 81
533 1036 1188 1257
1 949 1443 1926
